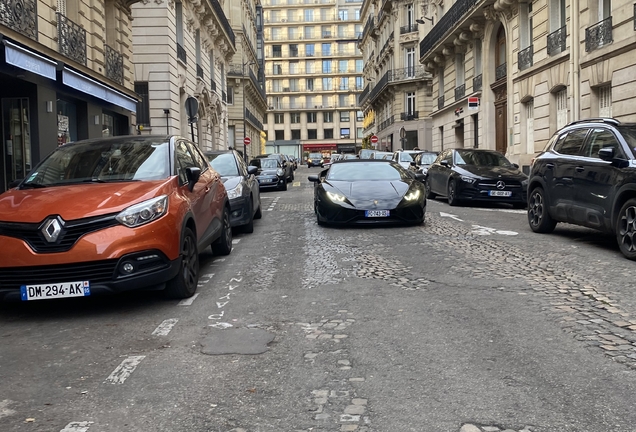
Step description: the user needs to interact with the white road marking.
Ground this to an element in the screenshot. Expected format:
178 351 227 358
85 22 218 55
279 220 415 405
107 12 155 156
209 322 233 329
178 293 199 306
105 356 145 385
208 311 225 320
216 301 229 308
228 284 238 291
471 225 518 236
212 258 226 263
474 207 527 214
232 239 241 244
0 400 16 419
202 273 215 278
230 277 243 282
152 318 179 336
60 422 93 432
439 211 464 222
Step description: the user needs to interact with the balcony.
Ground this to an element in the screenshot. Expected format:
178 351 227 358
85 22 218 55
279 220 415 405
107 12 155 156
438 95 444 110
518 45 533 71
473 74 482 92
209 0 235 47
196 64 204 79
245 108 264 130
177 43 187 64
547 26 566 56
495 63 506 81
400 23 418 35
378 115 394 132
585 16 612 52
400 111 419 121
358 84 370 104
249 68 267 101
57 13 86 65
454 84 465 101
0 0 37 40
419 0 478 60
104 44 123 85
389 65 427 82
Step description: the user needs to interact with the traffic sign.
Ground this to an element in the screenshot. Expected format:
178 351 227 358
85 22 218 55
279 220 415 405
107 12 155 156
243 136 251 145
370 135 378 144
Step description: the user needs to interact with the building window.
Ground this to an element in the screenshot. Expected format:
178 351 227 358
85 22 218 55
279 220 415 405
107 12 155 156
227 87 234 104
304 9 314 21
322 60 332 73
324 129 334 139
306 60 315 73
275 130 285 140
340 128 350 139
520 1 534 49
324 111 333 122
338 94 348 106
339 77 349 90
556 88 568 130
357 110 363 121
598 85 612 117
307 112 317 122
308 129 317 139
290 78 299 91
524 98 534 154
339 60 348 73
455 53 465 87
274 113 285 124
322 77 333 90
134 82 150 126
405 47 415 77
292 129 301 139
406 92 415 115
322 43 332 56
306 44 315 56
289 61 299 74
273 45 282 57
355 76 363 89
272 79 282 92
307 78 314 91
175 2 184 46
340 111 350 122
406 4 414 26
273 62 282 75
355 60 363 72
338 9 348 20
289 44 299 57
474 38 482 76
291 112 301 123
438 67 445 98
304 26 314 39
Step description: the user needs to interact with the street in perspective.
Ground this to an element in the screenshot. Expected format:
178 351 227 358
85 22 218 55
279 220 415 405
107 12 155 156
3 163 636 432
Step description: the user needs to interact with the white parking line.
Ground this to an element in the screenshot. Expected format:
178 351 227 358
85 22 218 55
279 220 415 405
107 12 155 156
60 422 93 432
232 239 241 244
474 207 526 214
105 356 145 385
152 318 179 336
178 293 199 306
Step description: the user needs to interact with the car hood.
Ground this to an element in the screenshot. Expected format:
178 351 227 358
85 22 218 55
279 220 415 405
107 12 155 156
0 179 175 223
257 169 279 176
325 180 411 207
221 176 241 189
457 165 527 180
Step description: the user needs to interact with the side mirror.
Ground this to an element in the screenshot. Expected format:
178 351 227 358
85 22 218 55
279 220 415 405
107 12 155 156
186 167 201 191
440 160 449 167
308 175 320 182
247 166 258 175
598 147 615 161
414 172 426 182
410 161 417 167
512 163 520 169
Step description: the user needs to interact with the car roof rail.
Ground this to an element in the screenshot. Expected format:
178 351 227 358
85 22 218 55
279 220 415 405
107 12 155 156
567 117 620 126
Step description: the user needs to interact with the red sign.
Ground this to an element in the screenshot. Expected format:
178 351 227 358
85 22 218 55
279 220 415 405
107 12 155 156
243 136 251 145
468 97 480 109
370 135 379 144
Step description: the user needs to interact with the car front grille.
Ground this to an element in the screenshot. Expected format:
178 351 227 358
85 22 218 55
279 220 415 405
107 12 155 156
476 180 523 188
0 260 118 291
0 214 119 253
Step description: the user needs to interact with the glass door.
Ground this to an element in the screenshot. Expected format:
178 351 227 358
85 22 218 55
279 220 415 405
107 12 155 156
2 98 32 192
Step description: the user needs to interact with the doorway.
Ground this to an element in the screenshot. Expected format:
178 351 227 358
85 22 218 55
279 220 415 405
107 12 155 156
1 98 32 192
492 26 508 154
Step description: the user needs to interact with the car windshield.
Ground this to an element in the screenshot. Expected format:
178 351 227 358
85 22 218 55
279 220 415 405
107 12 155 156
207 153 239 176
399 152 416 162
308 153 322 159
252 158 278 169
616 126 636 158
418 153 437 165
327 162 407 181
455 150 513 167
22 137 170 187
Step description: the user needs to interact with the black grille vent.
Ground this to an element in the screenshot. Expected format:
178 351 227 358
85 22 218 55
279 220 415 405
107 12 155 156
0 214 119 253
0 260 118 291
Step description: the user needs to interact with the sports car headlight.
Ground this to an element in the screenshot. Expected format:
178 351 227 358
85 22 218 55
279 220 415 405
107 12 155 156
460 175 476 184
116 195 168 227
404 190 421 201
327 191 346 202
277 168 285 176
226 183 243 199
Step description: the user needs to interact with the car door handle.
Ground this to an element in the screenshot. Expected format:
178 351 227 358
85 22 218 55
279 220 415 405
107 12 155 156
575 166 585 172
205 186 211 193
546 163 554 169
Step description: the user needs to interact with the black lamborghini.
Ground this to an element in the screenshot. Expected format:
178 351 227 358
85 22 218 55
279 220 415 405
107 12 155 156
308 160 427 225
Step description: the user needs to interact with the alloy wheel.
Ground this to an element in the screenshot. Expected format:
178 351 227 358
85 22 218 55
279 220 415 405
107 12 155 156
618 205 636 253
181 234 198 290
528 190 544 228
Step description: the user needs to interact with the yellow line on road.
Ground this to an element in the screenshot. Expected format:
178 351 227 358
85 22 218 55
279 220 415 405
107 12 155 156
293 181 301 187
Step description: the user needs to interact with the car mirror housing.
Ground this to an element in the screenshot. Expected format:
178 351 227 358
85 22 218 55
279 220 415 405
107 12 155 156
598 147 615 161
247 166 258 175
414 172 426 181
308 175 320 182
512 163 520 169
440 160 449 167
186 167 201 191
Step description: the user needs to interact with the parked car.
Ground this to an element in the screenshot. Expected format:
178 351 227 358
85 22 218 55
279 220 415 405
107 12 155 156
250 157 288 191
307 152 324 167
288 155 298 170
425 148 528 207
205 150 262 233
0 135 232 302
370 151 393 160
256 153 293 182
392 150 422 169
527 117 636 260
308 159 426 225
408 151 439 180
358 149 375 159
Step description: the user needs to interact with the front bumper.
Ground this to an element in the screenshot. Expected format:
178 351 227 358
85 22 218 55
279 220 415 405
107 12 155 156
229 196 250 227
316 200 426 225
456 181 527 203
256 175 285 189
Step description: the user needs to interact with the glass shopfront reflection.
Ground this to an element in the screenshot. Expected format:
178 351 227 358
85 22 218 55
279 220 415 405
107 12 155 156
57 98 78 146
1 98 32 191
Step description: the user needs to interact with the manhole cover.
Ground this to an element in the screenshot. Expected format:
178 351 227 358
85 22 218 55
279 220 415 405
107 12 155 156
201 328 275 355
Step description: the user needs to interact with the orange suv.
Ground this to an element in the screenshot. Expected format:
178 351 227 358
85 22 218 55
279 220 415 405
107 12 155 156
0 135 232 301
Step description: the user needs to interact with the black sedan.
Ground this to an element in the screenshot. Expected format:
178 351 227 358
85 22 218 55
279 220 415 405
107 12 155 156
408 151 438 180
206 150 262 233
308 160 426 225
425 148 528 207
249 157 288 191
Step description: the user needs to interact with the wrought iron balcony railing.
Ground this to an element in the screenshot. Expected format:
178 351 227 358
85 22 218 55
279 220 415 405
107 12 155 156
378 115 394 132
57 13 86 65
389 65 427 82
495 62 507 81
473 74 482 92
361 16 375 42
438 95 444 110
245 108 264 130
222 91 227 102
518 45 533 71
358 84 370 104
547 26 566 56
368 71 389 101
209 0 235 47
105 44 123 85
419 0 478 59
177 43 187 64
455 84 465 100
1 0 37 40
585 16 613 52
400 111 419 121
196 64 204 79
249 67 267 101
400 23 418 35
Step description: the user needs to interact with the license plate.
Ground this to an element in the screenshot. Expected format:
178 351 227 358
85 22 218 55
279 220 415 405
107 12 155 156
488 190 512 197
365 210 390 218
20 281 91 301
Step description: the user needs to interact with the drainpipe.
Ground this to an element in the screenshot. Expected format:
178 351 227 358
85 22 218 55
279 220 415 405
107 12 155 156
570 0 580 121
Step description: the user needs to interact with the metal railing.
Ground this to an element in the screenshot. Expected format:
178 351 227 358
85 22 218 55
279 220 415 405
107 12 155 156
473 74 482 92
400 23 418 35
57 13 86 65
455 84 465 100
1 0 37 40
209 0 235 47
419 0 478 59
105 44 124 85
547 26 566 56
438 95 444 110
358 84 370 104
379 32 394 58
222 91 227 102
518 45 533 71
400 111 419 121
245 108 264 130
368 71 390 101
585 16 612 52
377 115 394 132
389 65 427 81
249 68 267 101
177 43 187 64
495 62 507 81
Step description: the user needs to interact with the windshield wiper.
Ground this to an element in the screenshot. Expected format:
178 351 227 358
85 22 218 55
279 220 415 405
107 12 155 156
20 183 47 189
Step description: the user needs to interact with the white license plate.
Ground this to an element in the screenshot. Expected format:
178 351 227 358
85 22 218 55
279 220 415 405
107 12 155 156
20 281 91 301
488 190 512 197
365 210 390 218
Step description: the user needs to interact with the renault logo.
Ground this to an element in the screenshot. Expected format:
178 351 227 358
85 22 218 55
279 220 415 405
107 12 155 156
41 217 64 243
496 181 506 190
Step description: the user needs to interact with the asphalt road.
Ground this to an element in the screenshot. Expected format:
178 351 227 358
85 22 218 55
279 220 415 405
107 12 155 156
2 165 636 432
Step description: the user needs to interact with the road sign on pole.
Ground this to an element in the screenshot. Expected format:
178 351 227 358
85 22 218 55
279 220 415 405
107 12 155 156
370 135 378 144
243 136 251 146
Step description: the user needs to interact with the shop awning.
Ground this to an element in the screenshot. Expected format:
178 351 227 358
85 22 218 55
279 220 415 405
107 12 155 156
4 40 57 81
62 67 137 112
303 143 337 150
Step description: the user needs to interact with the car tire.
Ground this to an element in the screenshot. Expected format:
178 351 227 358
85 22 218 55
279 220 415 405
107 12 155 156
527 187 557 233
212 206 233 255
279 180 288 191
291 171 295 181
447 179 460 206
254 201 262 220
165 227 198 299
425 181 436 199
242 198 254 233
616 198 636 260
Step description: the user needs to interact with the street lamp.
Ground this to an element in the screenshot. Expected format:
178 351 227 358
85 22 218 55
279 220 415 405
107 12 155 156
416 16 434 25
242 60 256 162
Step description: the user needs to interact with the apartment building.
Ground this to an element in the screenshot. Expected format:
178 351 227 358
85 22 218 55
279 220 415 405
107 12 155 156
419 0 636 172
0 0 139 193
262 0 364 156
358 0 434 152
132 0 236 151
